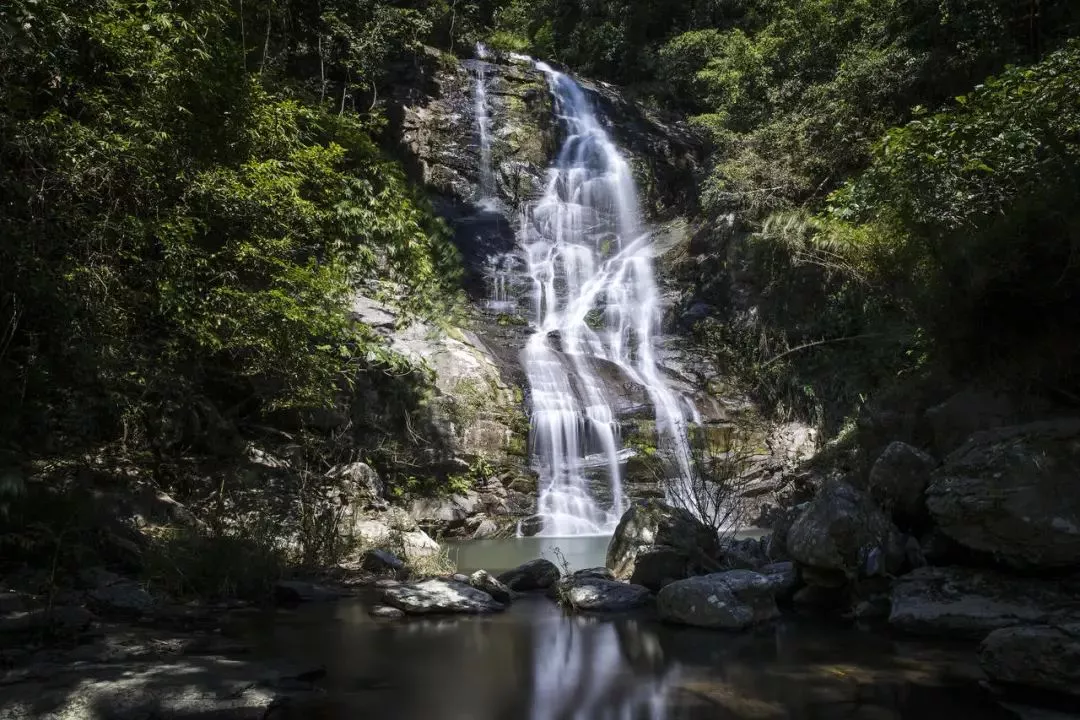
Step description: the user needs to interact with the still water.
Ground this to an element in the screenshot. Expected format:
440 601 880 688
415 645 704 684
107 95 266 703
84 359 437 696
247 597 1016 719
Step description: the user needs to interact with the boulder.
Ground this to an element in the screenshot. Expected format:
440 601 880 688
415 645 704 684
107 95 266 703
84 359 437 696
925 420 1080 570
868 441 936 523
381 578 505 615
88 581 155 615
360 549 405 575
606 500 719 592
468 570 512 604
331 461 383 498
410 491 481 526
786 480 903 582
924 389 1019 455
760 561 799 599
352 519 441 561
273 581 342 604
980 624 1080 697
497 559 560 591
658 570 780 630
0 605 95 635
719 536 769 570
889 566 1080 639
562 578 651 612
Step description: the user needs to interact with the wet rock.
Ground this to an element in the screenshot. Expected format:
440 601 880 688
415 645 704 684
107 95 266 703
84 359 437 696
787 480 904 582
562 578 651 612
868 441 936 523
517 514 545 537
606 499 719 592
497 559 560 591
360 548 405 575
468 570 512 604
657 570 780 630
889 566 1080 639
370 605 405 620
273 581 342 604
381 578 505 615
980 624 1080 697
926 419 1080 571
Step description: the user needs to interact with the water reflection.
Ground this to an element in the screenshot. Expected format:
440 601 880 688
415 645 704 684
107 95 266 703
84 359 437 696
531 613 673 720
249 598 1016 720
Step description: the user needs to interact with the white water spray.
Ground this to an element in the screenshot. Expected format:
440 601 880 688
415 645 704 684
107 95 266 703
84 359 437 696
518 62 698 536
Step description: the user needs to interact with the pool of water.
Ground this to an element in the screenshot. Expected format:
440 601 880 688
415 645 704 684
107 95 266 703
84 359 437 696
244 595 1017 720
445 530 772 576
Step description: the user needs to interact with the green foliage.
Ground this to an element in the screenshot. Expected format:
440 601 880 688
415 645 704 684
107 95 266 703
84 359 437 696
0 0 463 453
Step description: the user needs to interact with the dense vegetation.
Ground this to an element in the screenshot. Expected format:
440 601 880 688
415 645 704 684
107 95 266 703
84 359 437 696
1 0 1078 587
0 0 481 581
487 0 1080 434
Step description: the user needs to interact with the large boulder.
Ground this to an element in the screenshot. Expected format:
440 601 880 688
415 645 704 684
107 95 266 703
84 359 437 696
497 559 560 591
381 578 505 615
468 570 512 604
868 441 936 523
606 500 719 592
351 519 441 561
409 491 481 526
657 570 780 630
786 480 903 582
889 566 1080 639
925 420 1080 570
562 577 652 612
924 389 1021 455
979 624 1080 697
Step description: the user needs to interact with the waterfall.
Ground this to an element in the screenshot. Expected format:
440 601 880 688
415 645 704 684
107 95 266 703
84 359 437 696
518 62 698 536
473 42 496 201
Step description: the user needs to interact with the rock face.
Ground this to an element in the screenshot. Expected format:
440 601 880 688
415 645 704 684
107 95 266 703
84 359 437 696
656 570 780 630
786 480 903 582
889 566 1080 639
868 441 936 523
497 559 560 592
561 577 652 612
381 578 505 615
979 624 1080 697
925 420 1080 570
606 500 719 591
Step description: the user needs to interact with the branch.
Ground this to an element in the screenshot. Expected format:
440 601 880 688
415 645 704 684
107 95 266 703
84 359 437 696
760 333 882 368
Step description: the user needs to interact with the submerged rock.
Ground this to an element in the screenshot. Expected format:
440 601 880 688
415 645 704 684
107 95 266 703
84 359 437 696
497 559 560 592
889 566 1080 639
606 500 719 592
979 624 1080 697
381 578 505 615
656 570 779 630
926 419 1080 571
787 480 903 582
370 605 406 620
468 570 512 604
562 577 651 612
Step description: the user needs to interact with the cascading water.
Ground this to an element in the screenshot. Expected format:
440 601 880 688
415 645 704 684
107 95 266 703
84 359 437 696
518 61 699 536
473 42 496 201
